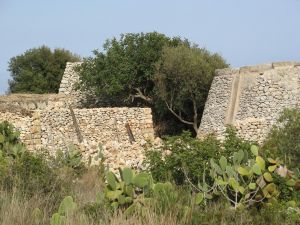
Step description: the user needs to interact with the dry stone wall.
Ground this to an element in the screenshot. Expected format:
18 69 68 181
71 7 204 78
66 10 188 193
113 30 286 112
0 63 155 171
198 61 300 143
40 107 154 169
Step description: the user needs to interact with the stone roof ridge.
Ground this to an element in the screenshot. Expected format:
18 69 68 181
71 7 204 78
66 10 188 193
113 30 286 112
215 61 300 76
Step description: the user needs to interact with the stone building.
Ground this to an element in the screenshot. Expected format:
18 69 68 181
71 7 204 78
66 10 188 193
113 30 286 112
198 61 300 143
0 62 155 170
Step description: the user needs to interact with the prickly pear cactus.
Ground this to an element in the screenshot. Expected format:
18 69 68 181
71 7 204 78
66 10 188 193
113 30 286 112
196 145 299 209
49 196 77 225
104 168 153 211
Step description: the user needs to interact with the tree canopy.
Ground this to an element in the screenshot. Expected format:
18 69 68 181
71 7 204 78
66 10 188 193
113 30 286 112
78 32 188 106
154 45 228 134
8 46 80 94
78 32 228 135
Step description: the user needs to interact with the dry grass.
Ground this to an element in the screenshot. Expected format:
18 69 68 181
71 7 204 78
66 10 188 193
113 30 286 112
0 168 298 225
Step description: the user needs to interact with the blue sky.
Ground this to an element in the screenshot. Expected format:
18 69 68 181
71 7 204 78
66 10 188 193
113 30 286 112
1 0 300 94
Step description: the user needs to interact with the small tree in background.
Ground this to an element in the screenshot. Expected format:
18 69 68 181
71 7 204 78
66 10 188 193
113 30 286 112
263 108 300 168
8 46 80 94
154 45 228 134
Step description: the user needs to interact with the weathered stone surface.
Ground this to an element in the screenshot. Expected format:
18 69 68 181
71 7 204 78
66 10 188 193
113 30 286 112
198 61 300 143
0 62 155 171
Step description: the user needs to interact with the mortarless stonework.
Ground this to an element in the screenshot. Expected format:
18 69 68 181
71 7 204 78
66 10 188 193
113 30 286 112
0 63 155 171
198 61 300 143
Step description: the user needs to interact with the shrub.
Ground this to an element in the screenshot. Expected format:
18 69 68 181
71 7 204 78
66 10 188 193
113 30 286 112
145 127 253 185
0 122 76 199
145 131 222 185
263 108 300 168
222 125 253 157
52 146 86 176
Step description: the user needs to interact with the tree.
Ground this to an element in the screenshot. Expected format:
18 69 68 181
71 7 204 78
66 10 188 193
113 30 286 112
263 109 300 168
78 32 188 106
8 46 80 93
154 45 228 134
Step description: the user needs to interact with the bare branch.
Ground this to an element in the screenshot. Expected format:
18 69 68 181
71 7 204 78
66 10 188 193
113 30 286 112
165 101 194 125
192 98 199 133
130 88 153 104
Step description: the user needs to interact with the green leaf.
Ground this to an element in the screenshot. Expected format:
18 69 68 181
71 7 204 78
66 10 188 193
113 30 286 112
0 134 4 144
124 203 139 216
238 186 245 194
256 156 265 171
268 165 277 172
50 213 65 225
111 202 119 210
125 196 133 204
105 190 123 201
216 179 228 186
32 208 43 225
132 172 149 188
118 194 126 205
249 183 256 190
58 196 76 215
267 158 276 164
229 178 239 191
204 193 213 200
251 145 259 156
252 164 262 175
211 160 223 175
226 166 236 177
233 150 244 165
263 172 273 182
107 171 117 190
286 179 296 187
195 193 204 205
121 168 133 185
237 166 249 176
219 156 227 171
262 183 279 198
124 185 134 197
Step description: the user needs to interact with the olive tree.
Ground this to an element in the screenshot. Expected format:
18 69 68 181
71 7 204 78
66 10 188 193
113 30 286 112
154 45 228 134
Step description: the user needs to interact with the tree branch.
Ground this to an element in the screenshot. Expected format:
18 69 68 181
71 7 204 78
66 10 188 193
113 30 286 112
192 97 199 134
130 88 153 104
165 101 194 126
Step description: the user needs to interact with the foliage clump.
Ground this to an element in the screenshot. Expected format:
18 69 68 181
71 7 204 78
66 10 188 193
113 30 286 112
145 127 253 185
195 144 299 209
77 32 228 135
263 108 300 168
8 46 80 94
154 45 228 133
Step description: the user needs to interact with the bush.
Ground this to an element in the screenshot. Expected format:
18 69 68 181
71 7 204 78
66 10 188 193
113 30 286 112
222 125 254 157
145 127 253 185
145 131 222 185
263 108 300 168
0 121 78 199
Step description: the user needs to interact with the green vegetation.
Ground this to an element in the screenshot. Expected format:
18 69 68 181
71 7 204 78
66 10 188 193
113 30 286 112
154 45 228 133
2 33 300 225
263 108 300 168
0 116 299 224
77 32 228 135
196 145 298 209
145 127 253 185
8 46 80 94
